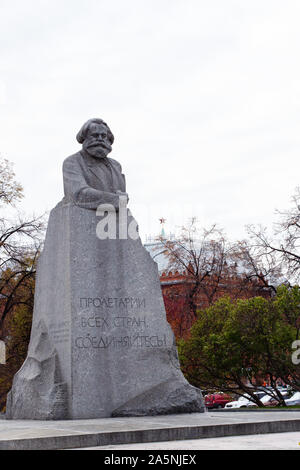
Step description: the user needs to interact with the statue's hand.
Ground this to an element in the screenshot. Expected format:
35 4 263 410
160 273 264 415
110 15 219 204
116 190 129 204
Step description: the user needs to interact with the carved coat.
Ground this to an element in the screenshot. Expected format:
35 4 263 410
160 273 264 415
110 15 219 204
63 151 126 210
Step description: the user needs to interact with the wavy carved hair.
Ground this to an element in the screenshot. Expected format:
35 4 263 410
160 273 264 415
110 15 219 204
76 118 114 145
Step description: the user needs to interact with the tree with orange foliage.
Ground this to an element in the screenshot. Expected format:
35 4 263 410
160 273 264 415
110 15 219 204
159 219 275 339
0 157 45 411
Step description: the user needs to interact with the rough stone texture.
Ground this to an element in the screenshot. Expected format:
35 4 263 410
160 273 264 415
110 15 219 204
6 119 204 419
6 320 68 420
112 379 203 417
7 202 204 419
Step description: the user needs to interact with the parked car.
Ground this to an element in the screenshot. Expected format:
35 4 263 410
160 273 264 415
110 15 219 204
285 391 300 406
224 395 252 409
225 391 265 409
247 394 275 407
204 392 233 409
262 391 290 407
247 390 289 407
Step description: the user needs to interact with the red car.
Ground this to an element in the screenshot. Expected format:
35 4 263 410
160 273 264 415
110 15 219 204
205 393 233 409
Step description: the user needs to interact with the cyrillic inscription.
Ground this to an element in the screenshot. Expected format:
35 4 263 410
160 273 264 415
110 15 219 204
79 297 146 309
80 316 147 329
75 296 165 351
75 334 167 349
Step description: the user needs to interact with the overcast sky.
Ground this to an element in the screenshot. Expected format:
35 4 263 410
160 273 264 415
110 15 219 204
0 0 299 242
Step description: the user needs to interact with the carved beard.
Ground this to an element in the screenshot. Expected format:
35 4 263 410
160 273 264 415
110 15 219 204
82 138 112 159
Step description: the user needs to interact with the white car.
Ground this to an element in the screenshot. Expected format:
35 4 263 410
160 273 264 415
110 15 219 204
225 391 266 409
246 394 270 407
224 395 252 409
285 391 300 406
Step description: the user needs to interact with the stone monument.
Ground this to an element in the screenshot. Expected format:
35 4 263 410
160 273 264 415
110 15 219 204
6 118 204 419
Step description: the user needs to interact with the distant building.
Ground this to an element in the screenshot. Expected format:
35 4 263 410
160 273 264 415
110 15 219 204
144 239 273 338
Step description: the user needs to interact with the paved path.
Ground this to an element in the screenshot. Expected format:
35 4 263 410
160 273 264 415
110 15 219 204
81 431 300 450
1 411 300 449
